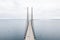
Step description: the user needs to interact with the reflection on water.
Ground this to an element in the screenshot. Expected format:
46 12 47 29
33 19 60 40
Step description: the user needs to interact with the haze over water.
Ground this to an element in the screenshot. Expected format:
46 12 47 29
0 19 60 40
33 19 60 40
0 19 26 40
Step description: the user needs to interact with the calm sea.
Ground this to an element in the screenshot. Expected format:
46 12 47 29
0 19 26 40
33 19 60 40
0 19 60 40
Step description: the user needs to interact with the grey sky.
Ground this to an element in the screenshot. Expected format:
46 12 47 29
0 0 60 19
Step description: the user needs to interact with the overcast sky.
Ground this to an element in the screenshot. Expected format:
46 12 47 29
0 0 60 19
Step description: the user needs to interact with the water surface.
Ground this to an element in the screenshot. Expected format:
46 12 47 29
33 19 60 40
0 19 26 40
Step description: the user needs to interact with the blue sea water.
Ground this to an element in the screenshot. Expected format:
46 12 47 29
0 19 26 40
33 19 60 40
0 19 60 40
